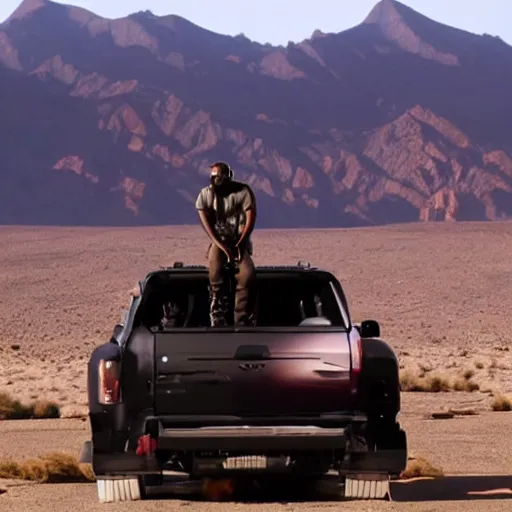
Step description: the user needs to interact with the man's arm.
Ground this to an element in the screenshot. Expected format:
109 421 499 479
236 185 257 248
198 210 229 252
196 189 232 260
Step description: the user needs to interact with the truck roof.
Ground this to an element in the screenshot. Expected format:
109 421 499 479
163 260 317 270
141 261 341 288
150 261 334 277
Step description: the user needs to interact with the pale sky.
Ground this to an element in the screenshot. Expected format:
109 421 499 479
1 0 511 46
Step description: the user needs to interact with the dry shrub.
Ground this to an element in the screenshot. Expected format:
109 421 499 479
491 395 512 412
426 376 452 392
452 379 480 392
400 456 444 479
463 369 475 380
400 371 450 392
0 392 27 419
32 400 60 419
0 391 60 420
399 371 422 391
0 452 95 483
400 371 480 393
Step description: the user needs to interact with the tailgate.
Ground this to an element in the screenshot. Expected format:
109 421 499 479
153 330 352 417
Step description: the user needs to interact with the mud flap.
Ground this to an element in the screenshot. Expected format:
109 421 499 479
79 440 92 464
83 439 160 477
346 448 408 476
97 477 141 503
343 425 407 477
344 473 391 500
79 440 144 504
91 452 160 476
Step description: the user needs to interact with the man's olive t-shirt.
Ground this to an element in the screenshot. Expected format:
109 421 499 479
195 181 255 252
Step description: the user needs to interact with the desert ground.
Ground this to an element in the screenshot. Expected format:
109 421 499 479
1 221 512 511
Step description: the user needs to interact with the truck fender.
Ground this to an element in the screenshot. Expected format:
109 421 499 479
359 337 401 418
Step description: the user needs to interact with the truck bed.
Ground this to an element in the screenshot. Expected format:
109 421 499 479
153 329 353 418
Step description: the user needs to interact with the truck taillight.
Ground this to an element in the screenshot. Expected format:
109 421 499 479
98 359 120 404
135 434 157 456
348 334 363 394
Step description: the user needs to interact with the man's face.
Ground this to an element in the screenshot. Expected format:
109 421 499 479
210 166 227 187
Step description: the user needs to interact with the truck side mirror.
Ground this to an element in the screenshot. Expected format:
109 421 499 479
361 319 380 338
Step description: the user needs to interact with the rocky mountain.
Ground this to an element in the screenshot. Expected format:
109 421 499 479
1 0 512 227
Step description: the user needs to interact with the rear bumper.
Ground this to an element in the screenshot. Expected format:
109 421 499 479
83 414 407 477
157 424 347 451
82 425 348 477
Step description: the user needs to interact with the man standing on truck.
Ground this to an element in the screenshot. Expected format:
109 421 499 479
195 161 257 327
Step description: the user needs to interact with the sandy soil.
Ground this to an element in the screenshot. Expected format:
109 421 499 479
1 222 512 510
1 395 512 511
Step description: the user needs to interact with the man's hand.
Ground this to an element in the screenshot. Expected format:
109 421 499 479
224 244 243 263
198 209 233 261
220 243 243 264
220 244 233 262
235 206 255 255
233 243 242 262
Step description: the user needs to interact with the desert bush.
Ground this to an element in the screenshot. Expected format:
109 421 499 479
491 395 512 412
0 391 60 420
452 378 480 392
400 370 480 393
32 399 60 419
0 452 94 483
399 371 423 391
399 456 444 479
399 372 450 392
463 369 475 380
427 376 452 392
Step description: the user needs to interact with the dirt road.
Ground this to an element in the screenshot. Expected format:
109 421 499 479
2 478 512 512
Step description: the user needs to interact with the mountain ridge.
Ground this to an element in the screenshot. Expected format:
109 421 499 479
0 0 512 227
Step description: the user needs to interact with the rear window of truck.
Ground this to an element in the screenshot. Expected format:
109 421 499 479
135 272 348 330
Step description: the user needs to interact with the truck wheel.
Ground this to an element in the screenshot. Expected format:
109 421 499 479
96 477 141 503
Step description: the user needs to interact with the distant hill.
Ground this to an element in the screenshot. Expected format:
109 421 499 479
1 0 512 227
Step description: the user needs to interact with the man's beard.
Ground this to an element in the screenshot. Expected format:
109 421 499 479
211 177 230 194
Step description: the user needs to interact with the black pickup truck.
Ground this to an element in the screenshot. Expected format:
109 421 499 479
80 262 407 503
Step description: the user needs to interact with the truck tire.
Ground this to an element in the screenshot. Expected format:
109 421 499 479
96 477 141 503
